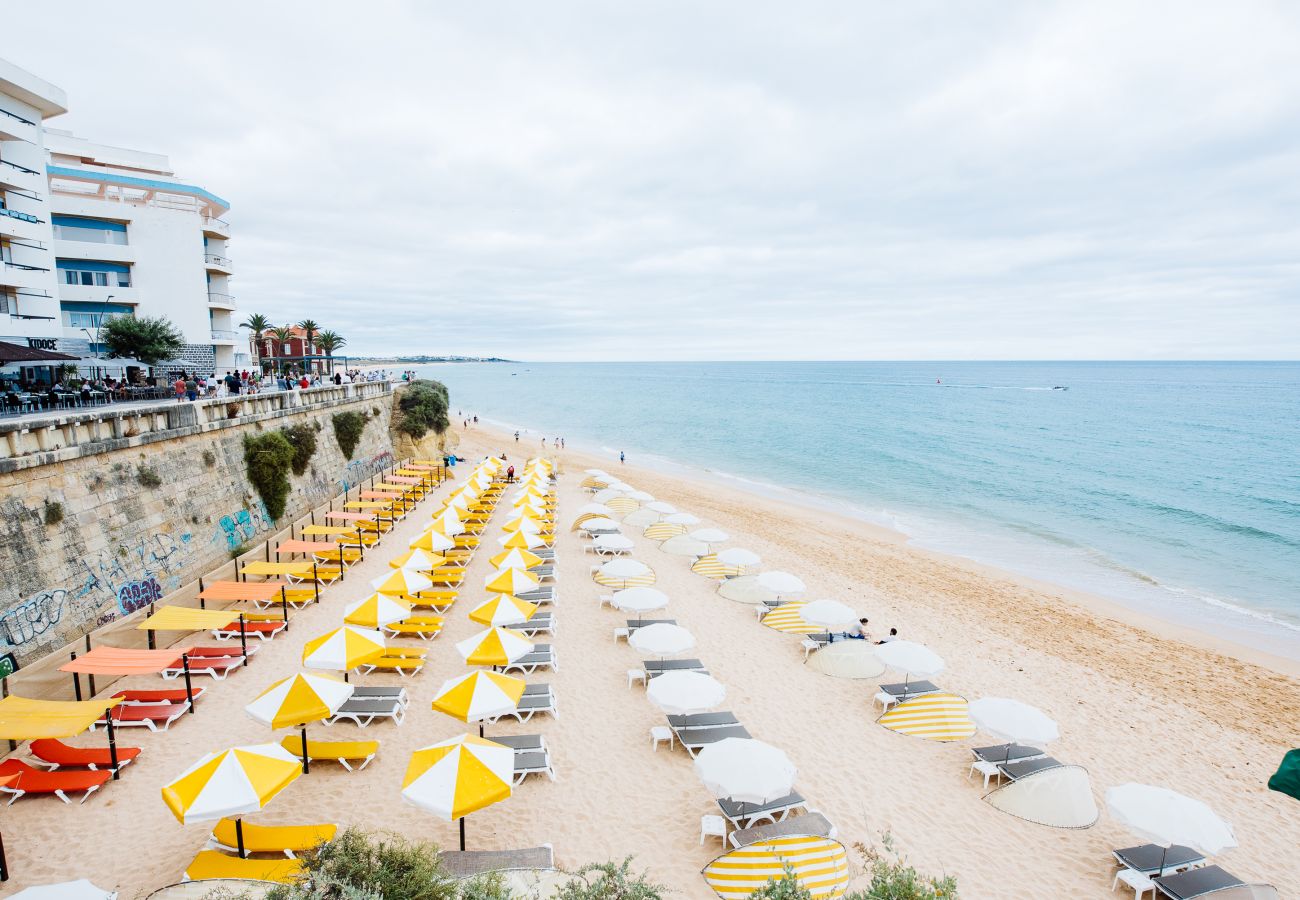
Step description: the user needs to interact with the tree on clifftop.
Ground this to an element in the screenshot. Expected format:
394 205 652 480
101 314 186 366
396 379 450 439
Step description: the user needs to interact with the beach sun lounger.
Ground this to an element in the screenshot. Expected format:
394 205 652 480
28 738 142 772
997 756 1063 781
969 744 1048 787
501 645 557 675
326 697 406 727
358 655 425 677
162 653 246 680
645 659 707 677
512 750 556 784
213 619 286 642
184 849 304 883
728 811 837 848
668 712 740 731
718 791 808 830
0 759 111 805
1113 844 1206 876
90 701 190 732
485 687 558 724
439 845 555 879
679 726 752 758
1153 865 1246 899
515 615 556 637
626 618 676 632
279 735 379 772
113 687 207 705
384 616 444 640
350 685 409 708
210 817 337 857
516 588 556 604
492 734 546 755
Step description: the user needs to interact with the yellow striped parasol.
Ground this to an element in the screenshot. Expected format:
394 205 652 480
604 497 639 516
410 529 457 553
593 570 657 588
455 627 534 666
390 548 448 571
702 836 850 898
691 554 743 580
244 673 353 730
580 476 610 489
760 601 821 634
431 670 526 723
644 521 688 541
401 734 513 825
500 529 548 549
570 511 609 531
371 568 433 596
344 592 413 628
488 548 545 570
878 692 977 742
484 567 540 595
162 743 303 825
468 594 538 627
302 625 386 671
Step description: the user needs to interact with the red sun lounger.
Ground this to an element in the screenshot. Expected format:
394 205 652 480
113 687 207 705
163 655 246 680
213 620 286 641
28 738 142 772
0 759 111 805
89 702 189 732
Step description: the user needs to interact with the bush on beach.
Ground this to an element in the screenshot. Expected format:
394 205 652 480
396 379 451 439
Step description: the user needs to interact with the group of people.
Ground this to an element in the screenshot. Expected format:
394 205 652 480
509 429 567 450
837 617 898 644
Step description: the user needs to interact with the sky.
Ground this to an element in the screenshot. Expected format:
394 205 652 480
7 1 1299 360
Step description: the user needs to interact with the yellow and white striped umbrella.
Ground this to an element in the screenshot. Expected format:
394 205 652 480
502 515 545 535
499 529 547 550
401 734 513 822
162 743 303 824
644 521 688 541
760 601 821 634
592 559 656 588
488 548 545 570
455 627 534 666
244 672 353 730
512 488 548 506
302 625 386 671
468 594 538 627
344 592 413 628
484 567 540 595
410 529 457 553
702 836 850 899
431 670 526 723
571 511 611 531
371 568 433 596
389 548 448 571
433 507 466 537
691 554 744 580
604 497 639 516
581 475 610 489
878 692 977 742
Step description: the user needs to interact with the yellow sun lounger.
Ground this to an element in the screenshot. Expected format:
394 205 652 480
360 656 425 677
384 617 444 640
210 818 337 858
382 646 428 659
279 736 378 772
185 849 304 883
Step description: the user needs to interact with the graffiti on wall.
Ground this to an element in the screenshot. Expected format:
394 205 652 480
74 531 195 606
116 576 163 614
339 451 395 493
0 588 67 648
0 652 17 679
212 499 273 550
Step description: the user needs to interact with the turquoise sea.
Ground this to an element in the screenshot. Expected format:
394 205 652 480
415 361 1300 660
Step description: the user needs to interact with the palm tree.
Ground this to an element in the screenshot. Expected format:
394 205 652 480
316 330 347 374
269 325 296 374
241 313 271 371
297 319 319 371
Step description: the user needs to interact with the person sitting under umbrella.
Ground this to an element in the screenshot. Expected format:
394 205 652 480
876 627 898 644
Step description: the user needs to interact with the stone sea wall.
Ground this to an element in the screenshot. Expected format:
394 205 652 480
0 383 399 667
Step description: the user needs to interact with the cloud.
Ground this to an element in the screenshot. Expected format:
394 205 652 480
7 0 1299 359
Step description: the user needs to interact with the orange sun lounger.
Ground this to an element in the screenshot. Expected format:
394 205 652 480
0 759 111 805
28 738 142 772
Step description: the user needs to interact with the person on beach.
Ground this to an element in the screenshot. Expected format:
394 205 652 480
515 431 520 442
846 618 870 640
620 450 625 463
876 628 898 644
507 464 515 483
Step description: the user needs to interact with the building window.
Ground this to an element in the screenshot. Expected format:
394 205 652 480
51 216 128 245
59 267 131 288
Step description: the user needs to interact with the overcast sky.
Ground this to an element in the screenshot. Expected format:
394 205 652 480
8 2 1299 360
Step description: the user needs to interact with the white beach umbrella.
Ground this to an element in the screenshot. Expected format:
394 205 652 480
690 528 729 544
1106 784 1238 859
505 516 544 535
612 587 669 623
659 534 709 556
411 529 456 552
628 623 695 657
585 469 608 476
799 599 859 630
497 529 547 549
716 547 761 568
599 558 651 579
807 641 887 679
646 671 726 715
577 502 613 516
10 881 117 900
875 640 945 680
582 517 621 532
664 512 700 525
483 566 540 595
695 737 797 806
968 698 1060 751
593 534 634 553
593 488 629 503
756 571 806 597
605 480 632 491
433 507 466 536
645 501 677 514
626 490 655 502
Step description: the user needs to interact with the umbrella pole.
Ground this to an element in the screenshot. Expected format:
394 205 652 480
236 818 246 858
0 830 7 882
300 726 310 774
459 816 466 852
1158 846 1168 879
106 713 120 780
183 655 195 713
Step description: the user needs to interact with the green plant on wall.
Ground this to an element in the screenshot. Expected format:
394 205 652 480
43 501 64 527
281 423 318 476
396 379 450 439
332 411 367 460
243 431 295 519
136 464 163 488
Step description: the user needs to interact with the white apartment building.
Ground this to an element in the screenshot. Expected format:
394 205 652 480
0 58 240 376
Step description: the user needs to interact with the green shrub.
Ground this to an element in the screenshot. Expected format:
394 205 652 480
282 422 319 475
333 411 367 460
203 449 217 468
244 431 296 520
748 865 811 900
43 501 64 527
262 827 457 900
850 834 958 898
554 858 666 900
396 379 450 439
136 464 163 488
459 872 513 900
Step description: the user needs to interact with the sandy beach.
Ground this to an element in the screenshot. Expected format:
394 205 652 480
2 420 1297 899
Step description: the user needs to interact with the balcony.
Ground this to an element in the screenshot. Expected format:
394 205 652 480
210 328 239 344
52 240 135 265
0 107 38 144
207 291 237 310
203 252 233 274
0 261 51 291
0 207 47 242
57 283 139 305
201 215 230 238
0 158 44 195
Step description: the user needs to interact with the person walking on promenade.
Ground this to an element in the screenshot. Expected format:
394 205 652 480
174 374 187 402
